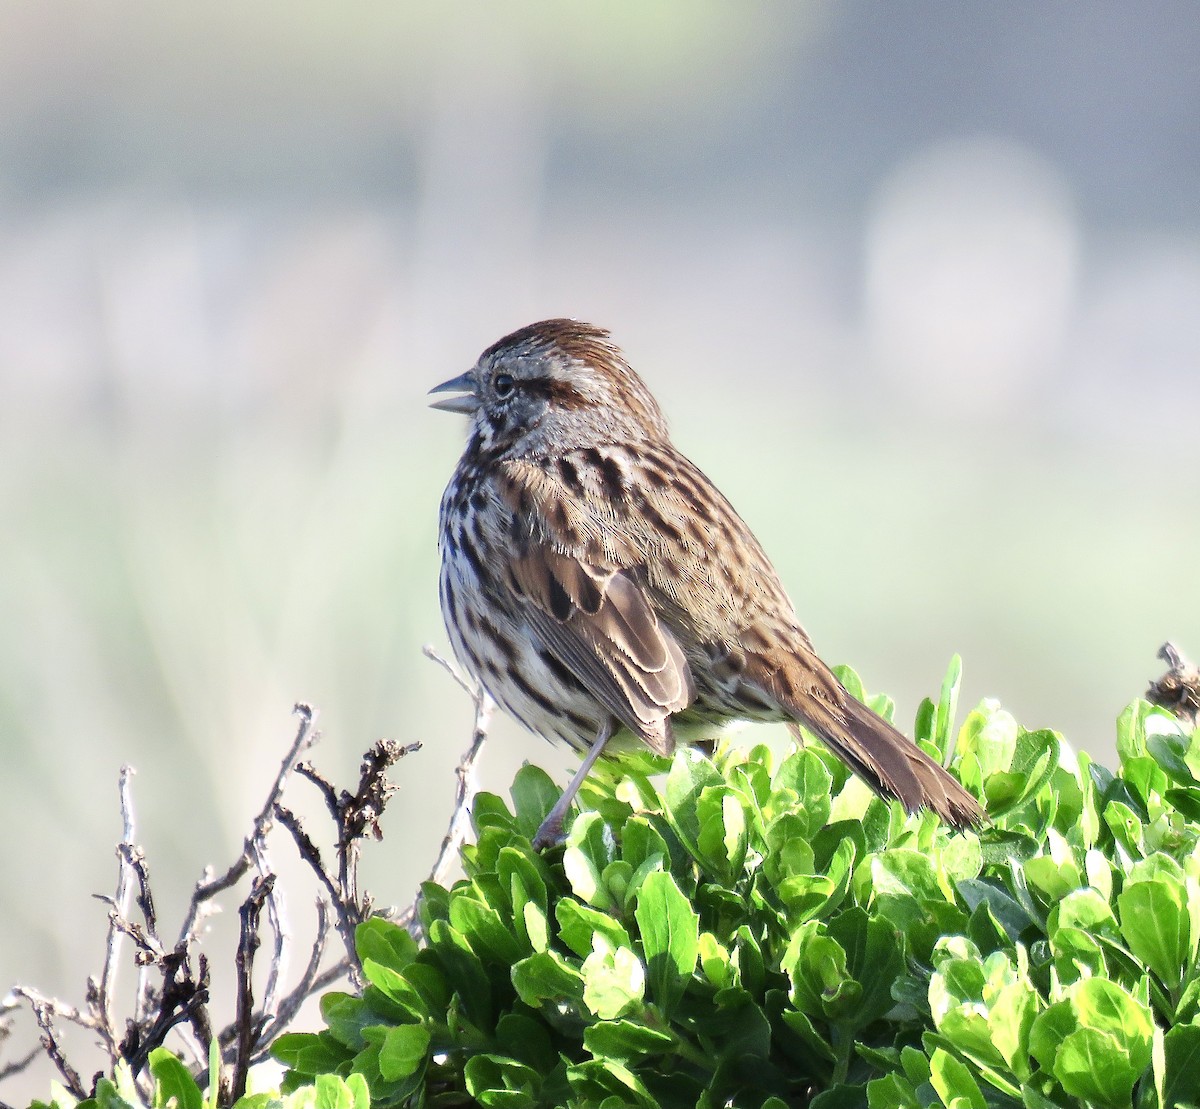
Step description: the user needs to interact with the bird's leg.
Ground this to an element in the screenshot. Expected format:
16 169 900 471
533 719 614 850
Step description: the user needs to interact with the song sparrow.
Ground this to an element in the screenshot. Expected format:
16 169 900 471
432 319 981 847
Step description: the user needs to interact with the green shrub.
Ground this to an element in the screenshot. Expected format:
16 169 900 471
263 659 1200 1108
48 659 1200 1108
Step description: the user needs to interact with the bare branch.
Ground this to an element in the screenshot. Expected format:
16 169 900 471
250 899 332 1052
231 876 274 1103
123 949 211 1077
90 765 139 1059
251 840 287 1036
429 692 493 891
183 704 319 940
5 696 434 1096
9 989 100 1035
422 644 476 699
0 1044 41 1086
392 679 493 939
18 994 86 1100
275 804 357 970
294 762 341 825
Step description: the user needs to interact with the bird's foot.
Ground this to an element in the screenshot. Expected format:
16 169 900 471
532 814 566 852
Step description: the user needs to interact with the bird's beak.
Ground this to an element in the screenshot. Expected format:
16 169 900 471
428 371 481 415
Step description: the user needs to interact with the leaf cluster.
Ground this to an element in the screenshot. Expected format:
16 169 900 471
60 660 1200 1108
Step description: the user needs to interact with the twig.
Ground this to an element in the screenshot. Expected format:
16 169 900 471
123 950 211 1076
281 739 419 972
231 877 274 1103
429 693 493 890
126 842 160 1024
8 989 99 1035
92 766 138 1058
20 994 86 1100
422 644 476 699
0 1045 41 1086
275 803 357 970
183 705 318 940
6 695 433 1096
249 899 331 1052
250 841 287 1039
396 649 493 937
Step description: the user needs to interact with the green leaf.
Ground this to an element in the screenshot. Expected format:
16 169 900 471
425 918 492 1027
928 1047 986 1109
510 765 561 836
934 654 963 760
1164 786 1200 822
92 1076 135 1109
810 1086 870 1109
930 968 1001 1069
959 699 1019 780
867 1073 920 1109
773 749 834 839
865 847 944 902
957 879 1036 943
663 748 725 863
832 664 867 703
620 817 669 873
149 1050 201 1109
1031 980 1154 1105
556 898 633 959
1073 977 1154 1054
494 1012 557 1075
1118 700 1191 773
564 812 618 910
697 931 735 989
784 922 859 1022
899 1044 932 1086
376 1024 430 1081
511 950 585 1008
313 1074 367 1109
318 991 378 1050
829 908 904 1030
777 837 855 924
1162 1023 1200 1109
1146 729 1197 785
566 1058 659 1108
1117 700 1151 761
583 1019 675 1062
694 784 750 879
471 790 518 834
271 1031 351 1077
206 1038 219 1109
464 1054 539 1109
1118 870 1193 990
355 918 418 973
497 846 549 946
633 870 699 1016
913 697 936 745
581 934 645 1020
1055 1027 1142 1106
450 893 527 964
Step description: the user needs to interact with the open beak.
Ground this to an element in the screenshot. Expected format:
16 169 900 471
428 371 480 415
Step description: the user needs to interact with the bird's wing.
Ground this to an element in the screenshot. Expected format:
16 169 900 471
496 459 694 754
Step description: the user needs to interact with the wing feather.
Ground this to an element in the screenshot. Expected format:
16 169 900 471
499 463 694 754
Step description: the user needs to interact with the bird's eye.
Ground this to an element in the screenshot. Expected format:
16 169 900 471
493 372 515 398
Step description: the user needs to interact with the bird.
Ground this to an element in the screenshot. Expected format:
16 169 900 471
430 319 981 848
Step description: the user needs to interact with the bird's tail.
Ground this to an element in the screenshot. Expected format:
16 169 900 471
807 693 982 828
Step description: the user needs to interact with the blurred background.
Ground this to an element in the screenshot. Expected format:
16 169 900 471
2 1 1199 1097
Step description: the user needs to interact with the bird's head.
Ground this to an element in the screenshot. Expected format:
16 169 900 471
429 319 668 458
